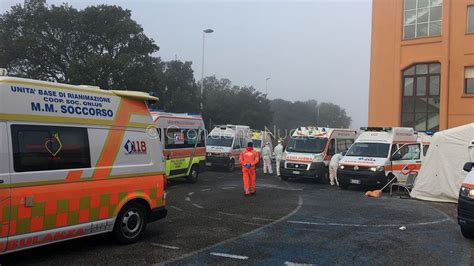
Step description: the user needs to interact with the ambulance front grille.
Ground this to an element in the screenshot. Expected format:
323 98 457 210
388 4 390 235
286 162 309 170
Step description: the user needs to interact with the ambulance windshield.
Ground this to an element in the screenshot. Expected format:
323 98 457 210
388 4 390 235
286 137 327 154
253 139 262 148
346 143 390 158
207 135 234 147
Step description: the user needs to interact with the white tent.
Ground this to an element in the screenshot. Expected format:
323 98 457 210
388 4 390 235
411 123 474 203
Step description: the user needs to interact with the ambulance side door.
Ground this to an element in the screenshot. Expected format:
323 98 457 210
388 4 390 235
0 122 11 252
391 143 421 182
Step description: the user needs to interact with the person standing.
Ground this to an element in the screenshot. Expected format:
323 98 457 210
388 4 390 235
274 140 284 177
261 142 273 175
239 142 260 196
329 151 344 186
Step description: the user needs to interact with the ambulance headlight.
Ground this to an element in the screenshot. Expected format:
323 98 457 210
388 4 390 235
338 164 345 170
312 154 324 162
370 166 385 172
460 186 474 199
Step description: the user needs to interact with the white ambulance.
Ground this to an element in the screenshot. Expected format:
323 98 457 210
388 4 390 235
0 75 167 253
206 125 251 172
338 127 432 189
280 126 357 182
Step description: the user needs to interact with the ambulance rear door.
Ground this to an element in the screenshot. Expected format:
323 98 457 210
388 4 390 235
0 122 11 252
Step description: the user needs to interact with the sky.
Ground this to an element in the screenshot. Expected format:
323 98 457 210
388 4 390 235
0 0 373 128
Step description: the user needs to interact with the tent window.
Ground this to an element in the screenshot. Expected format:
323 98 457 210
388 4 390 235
402 63 440 132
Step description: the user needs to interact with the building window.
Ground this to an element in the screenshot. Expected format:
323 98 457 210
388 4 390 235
466 67 474 94
401 63 440 132
403 0 443 40
11 125 91 172
468 6 474 33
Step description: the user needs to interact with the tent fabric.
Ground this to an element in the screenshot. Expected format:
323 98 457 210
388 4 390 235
411 123 474 203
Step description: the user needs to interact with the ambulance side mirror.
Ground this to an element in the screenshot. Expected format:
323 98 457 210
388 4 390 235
464 162 474 172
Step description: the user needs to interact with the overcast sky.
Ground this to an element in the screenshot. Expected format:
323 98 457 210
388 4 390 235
1 0 372 128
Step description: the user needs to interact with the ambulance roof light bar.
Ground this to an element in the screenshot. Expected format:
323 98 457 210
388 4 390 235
360 127 392 132
416 130 434 136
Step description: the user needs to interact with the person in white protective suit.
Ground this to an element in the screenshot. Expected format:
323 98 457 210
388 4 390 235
273 140 284 177
329 151 344 186
261 142 273 175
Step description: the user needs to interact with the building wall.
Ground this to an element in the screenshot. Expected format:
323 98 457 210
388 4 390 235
369 0 474 130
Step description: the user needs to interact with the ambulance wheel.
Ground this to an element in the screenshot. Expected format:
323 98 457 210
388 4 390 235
187 165 199 183
228 159 235 172
113 202 147 244
461 226 474 239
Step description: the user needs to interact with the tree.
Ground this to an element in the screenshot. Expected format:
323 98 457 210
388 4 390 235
270 99 352 133
202 76 272 129
0 0 159 90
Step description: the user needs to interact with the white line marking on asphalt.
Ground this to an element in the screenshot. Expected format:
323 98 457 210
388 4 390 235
258 184 303 191
192 203 204 209
210 252 248 260
218 211 237 216
221 186 236 190
244 222 265 226
170 206 183 212
285 261 314 266
163 196 303 264
252 217 274 221
188 192 194 196
287 218 451 228
150 243 181 250
201 188 211 192
185 197 191 201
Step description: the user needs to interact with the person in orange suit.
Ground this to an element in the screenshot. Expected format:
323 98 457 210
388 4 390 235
239 142 260 196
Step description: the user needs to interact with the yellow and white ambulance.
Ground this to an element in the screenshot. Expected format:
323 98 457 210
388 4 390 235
0 75 167 253
151 112 206 183
280 126 357 181
338 127 432 189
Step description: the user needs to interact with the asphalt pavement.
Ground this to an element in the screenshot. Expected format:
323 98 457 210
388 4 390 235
0 168 471 265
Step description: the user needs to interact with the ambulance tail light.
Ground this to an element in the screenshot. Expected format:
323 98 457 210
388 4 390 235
163 176 168 191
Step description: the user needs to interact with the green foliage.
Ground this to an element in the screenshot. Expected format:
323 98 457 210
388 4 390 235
270 99 352 132
0 0 158 90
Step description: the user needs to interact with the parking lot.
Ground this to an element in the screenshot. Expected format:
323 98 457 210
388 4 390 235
0 168 470 265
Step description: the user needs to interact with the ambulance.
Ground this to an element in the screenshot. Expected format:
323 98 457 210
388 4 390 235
152 112 206 183
458 162 474 239
250 129 274 161
338 127 432 190
280 126 357 182
0 75 167 253
206 125 251 172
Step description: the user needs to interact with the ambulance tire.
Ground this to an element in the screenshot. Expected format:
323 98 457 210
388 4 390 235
187 165 199 183
228 159 235 172
113 202 148 244
461 226 474 239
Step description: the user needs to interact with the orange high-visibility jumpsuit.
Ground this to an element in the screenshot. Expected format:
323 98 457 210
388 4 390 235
239 147 260 195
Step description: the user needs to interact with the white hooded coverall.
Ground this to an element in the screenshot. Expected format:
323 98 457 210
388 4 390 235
273 143 284 176
261 145 273 174
329 153 343 186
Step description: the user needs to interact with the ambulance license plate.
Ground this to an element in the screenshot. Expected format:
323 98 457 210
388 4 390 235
350 179 361 184
206 162 212 166
292 170 301 175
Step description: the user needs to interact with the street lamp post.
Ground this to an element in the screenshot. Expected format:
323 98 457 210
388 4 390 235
265 77 271 95
201 28 214 112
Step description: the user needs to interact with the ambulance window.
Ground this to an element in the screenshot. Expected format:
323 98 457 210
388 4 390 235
198 131 205 147
328 139 336 155
337 139 354 153
11 125 91 172
423 145 430 156
165 128 202 149
393 144 420 161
